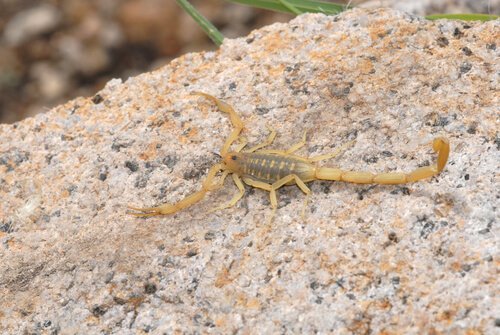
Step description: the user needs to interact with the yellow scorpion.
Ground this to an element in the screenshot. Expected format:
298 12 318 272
129 92 449 218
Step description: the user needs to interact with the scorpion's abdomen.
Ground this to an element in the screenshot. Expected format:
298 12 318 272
240 153 315 184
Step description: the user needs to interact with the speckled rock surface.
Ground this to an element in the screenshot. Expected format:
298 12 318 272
0 8 498 334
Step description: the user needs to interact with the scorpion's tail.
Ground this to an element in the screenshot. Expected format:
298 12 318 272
315 137 449 185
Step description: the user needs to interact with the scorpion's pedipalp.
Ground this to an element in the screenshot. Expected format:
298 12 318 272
192 92 244 156
314 137 450 184
128 163 225 217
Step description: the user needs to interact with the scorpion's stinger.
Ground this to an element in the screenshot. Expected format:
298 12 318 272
314 137 450 184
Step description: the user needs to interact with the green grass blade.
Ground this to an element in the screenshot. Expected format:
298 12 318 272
227 0 347 15
176 0 225 46
426 13 499 21
278 0 304 15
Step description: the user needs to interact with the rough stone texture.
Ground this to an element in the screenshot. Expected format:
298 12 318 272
0 8 498 334
359 0 500 15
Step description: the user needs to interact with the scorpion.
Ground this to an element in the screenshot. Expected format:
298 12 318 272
128 92 449 218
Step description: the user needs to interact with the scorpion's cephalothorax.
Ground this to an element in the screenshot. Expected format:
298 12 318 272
223 152 316 184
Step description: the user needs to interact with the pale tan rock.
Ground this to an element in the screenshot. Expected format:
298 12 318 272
0 8 498 334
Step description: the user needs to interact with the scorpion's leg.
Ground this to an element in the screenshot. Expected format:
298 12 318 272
251 130 307 155
210 174 246 212
208 170 231 191
285 131 307 154
234 139 248 152
245 127 277 153
307 140 356 162
315 137 450 184
128 163 225 217
192 92 244 156
241 177 277 220
271 174 311 218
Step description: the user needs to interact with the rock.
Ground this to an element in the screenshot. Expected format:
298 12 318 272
0 8 498 334
359 0 500 15
3 4 62 46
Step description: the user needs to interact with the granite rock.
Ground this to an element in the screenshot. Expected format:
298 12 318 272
0 8 498 334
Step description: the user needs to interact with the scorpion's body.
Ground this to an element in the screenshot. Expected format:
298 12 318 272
129 92 450 218
228 152 315 184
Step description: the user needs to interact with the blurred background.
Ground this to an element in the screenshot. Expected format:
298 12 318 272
0 0 497 123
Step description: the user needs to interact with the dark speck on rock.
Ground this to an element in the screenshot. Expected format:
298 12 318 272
319 181 331 194
478 220 493 235
436 37 449 47
144 283 157 294
388 232 398 243
453 28 463 38
134 175 148 188
186 250 198 257
162 155 178 169
437 116 450 126
343 102 353 113
460 62 472 74
0 220 13 233
390 187 410 196
67 185 78 195
98 166 108 181
205 321 216 328
111 139 134 152
461 47 472 56
113 297 126 305
91 94 104 104
204 231 216 240
91 305 106 317
467 122 478 134
416 215 436 239
356 186 376 200
182 236 195 243
330 82 353 98
310 281 319 290
125 160 139 172
495 135 500 150
363 155 378 164
255 107 270 115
